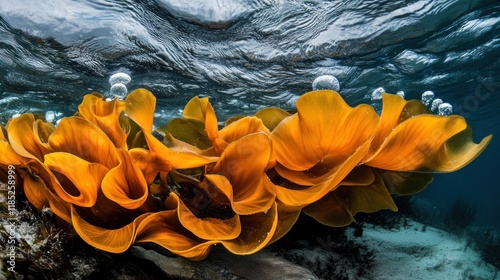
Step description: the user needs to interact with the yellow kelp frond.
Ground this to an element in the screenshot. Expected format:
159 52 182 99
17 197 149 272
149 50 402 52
271 90 378 172
0 86 490 261
124 88 156 134
78 93 128 149
364 94 492 172
7 114 54 160
48 117 119 169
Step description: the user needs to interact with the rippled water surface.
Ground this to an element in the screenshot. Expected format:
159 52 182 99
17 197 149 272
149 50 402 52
0 0 499 225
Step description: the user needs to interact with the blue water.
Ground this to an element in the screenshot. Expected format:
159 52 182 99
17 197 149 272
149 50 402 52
0 0 499 227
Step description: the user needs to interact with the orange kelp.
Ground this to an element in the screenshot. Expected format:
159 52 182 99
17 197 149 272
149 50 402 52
0 89 492 260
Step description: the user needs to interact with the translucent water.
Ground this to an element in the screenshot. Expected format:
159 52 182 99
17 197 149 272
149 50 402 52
0 0 499 242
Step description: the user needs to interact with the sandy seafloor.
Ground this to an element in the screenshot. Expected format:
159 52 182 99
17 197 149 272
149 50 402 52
342 220 499 280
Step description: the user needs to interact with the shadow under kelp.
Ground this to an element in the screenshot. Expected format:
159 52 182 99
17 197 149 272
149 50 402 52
360 195 480 236
442 196 479 236
472 227 500 269
271 214 375 280
348 196 439 232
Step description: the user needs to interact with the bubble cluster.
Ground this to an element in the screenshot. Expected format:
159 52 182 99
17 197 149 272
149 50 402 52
109 73 131 99
368 87 453 116
312 75 340 92
420 91 453 116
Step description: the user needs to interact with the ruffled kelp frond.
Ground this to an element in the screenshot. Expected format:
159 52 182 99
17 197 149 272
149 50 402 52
221 202 278 255
6 114 54 161
78 92 128 149
272 90 378 171
0 87 491 261
101 149 150 210
48 117 120 169
44 152 108 207
275 141 371 207
124 88 156 134
363 93 492 172
18 166 72 223
208 132 276 214
303 166 398 227
172 192 241 241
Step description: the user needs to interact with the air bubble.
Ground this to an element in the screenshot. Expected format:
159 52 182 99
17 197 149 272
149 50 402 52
45 111 63 123
421 91 435 106
45 111 56 123
431 99 443 113
371 87 385 101
438 103 453 116
110 83 128 99
312 75 340 91
396 91 405 98
370 87 385 113
109 72 131 86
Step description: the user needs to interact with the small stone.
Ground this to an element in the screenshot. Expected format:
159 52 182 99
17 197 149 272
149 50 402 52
130 246 319 279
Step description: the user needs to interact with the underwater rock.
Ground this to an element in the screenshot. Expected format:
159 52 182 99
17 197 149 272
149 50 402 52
129 219 500 280
130 246 319 280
